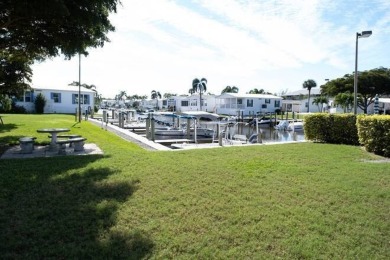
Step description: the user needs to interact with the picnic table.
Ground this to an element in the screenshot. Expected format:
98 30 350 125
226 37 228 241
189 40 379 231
37 128 70 150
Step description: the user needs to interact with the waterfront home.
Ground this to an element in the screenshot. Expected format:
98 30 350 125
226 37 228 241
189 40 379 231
214 93 282 116
16 85 95 114
281 88 324 113
159 94 216 113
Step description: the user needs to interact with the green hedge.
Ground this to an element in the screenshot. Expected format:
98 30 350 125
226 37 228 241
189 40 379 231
304 114 359 145
357 115 390 157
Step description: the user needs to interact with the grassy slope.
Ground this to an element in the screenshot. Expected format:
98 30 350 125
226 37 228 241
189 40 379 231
0 114 389 259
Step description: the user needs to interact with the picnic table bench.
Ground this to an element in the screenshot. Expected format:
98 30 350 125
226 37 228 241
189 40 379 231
56 137 87 155
19 137 36 154
49 134 81 147
48 134 81 139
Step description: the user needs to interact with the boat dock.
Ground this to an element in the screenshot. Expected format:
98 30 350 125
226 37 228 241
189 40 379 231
154 139 191 144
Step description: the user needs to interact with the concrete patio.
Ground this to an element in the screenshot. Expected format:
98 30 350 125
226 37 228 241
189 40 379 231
0 143 103 159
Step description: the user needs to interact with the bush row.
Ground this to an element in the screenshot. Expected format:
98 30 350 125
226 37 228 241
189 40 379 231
357 115 390 157
304 114 359 145
304 114 390 157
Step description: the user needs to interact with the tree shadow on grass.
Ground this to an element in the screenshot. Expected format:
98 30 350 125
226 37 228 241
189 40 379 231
0 134 48 147
0 124 20 154
0 123 18 133
0 158 154 259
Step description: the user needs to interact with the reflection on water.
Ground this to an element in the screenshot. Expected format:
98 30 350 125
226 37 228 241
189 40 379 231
154 122 305 143
215 123 305 143
257 128 304 143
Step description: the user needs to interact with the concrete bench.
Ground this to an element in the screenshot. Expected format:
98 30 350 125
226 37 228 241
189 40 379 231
19 137 36 154
49 134 81 139
49 134 81 147
56 137 87 155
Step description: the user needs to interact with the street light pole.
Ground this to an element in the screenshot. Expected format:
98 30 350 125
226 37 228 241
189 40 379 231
353 30 372 115
78 53 81 122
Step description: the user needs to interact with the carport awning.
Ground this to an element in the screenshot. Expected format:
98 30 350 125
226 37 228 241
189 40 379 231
378 98 390 104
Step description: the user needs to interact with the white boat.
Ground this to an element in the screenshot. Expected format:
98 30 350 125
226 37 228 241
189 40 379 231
181 111 224 121
154 127 185 136
191 127 214 137
274 120 304 131
288 121 304 131
247 117 278 127
180 112 218 137
154 126 214 137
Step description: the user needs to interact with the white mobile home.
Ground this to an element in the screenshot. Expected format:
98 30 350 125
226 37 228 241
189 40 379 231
175 94 216 113
16 85 95 114
215 93 282 116
367 97 390 114
281 89 325 113
159 95 216 113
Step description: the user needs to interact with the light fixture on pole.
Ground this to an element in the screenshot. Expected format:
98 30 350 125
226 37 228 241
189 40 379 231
354 30 372 114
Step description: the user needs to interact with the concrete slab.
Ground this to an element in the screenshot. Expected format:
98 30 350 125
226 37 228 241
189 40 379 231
0 143 103 159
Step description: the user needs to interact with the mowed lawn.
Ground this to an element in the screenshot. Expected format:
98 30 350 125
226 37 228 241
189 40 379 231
0 114 389 259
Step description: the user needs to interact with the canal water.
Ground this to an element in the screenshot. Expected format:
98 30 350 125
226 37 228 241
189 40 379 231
154 121 305 144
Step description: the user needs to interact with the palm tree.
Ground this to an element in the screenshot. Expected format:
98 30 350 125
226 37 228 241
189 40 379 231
302 79 317 112
164 93 176 98
221 86 239 94
81 84 96 90
312 96 329 112
118 91 127 100
192 78 207 110
248 88 264 94
69 81 100 111
151 90 161 110
188 88 195 95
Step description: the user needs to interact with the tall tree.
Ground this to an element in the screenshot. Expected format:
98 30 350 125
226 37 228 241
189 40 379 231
151 90 161 110
322 68 390 113
334 92 354 113
0 51 32 97
302 79 317 112
1 0 120 95
221 86 239 94
192 78 207 110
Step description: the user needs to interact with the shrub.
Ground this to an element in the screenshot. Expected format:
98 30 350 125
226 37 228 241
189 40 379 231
304 114 359 145
34 93 46 114
11 101 27 114
357 115 390 157
0 95 12 112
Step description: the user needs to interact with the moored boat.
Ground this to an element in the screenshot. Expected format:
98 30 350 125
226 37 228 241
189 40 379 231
154 127 185 136
274 120 304 131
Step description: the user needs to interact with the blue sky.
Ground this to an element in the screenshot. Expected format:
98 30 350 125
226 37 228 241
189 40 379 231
31 0 390 98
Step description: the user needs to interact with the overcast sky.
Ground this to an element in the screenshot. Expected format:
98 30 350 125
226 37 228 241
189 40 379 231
31 0 390 99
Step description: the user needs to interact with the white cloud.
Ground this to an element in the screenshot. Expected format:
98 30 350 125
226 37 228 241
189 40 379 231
31 0 390 98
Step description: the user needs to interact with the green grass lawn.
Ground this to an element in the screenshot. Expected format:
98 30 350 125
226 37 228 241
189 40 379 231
0 114 389 259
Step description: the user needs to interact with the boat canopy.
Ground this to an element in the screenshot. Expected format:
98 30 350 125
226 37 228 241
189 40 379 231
181 111 224 121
